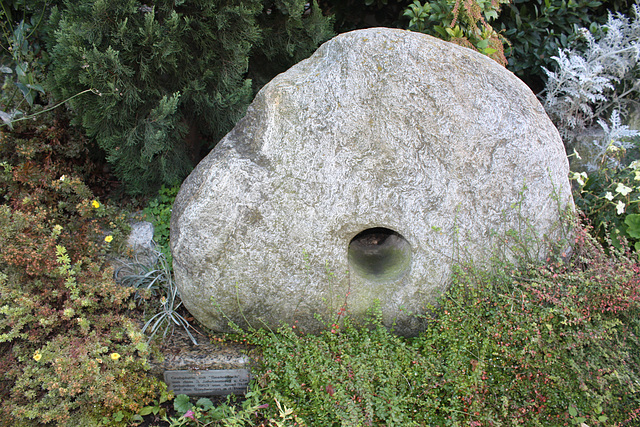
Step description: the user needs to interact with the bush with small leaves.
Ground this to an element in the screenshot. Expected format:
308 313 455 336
239 221 640 425
571 148 640 251
0 116 168 426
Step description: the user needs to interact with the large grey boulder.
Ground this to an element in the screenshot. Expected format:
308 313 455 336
171 28 573 336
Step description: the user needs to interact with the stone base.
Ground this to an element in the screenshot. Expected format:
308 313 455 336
148 326 258 396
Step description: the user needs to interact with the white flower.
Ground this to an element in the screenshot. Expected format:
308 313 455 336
59 175 66 181
572 172 588 186
615 183 633 196
616 200 626 214
634 171 640 181
605 192 614 201
629 160 640 170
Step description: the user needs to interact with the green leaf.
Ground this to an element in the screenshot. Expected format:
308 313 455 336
139 406 155 416
174 394 193 414
26 83 45 94
15 62 27 77
485 10 498 20
14 82 35 106
477 39 490 49
569 405 578 417
196 397 214 410
624 214 640 238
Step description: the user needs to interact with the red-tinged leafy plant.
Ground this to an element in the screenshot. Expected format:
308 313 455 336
414 221 640 425
0 115 169 426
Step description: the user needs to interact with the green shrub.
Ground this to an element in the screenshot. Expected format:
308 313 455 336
47 0 333 196
541 6 640 141
249 0 335 89
142 184 180 266
249 307 443 425
571 146 640 252
0 117 167 426
412 226 640 425
0 204 166 426
309 0 409 34
0 0 64 120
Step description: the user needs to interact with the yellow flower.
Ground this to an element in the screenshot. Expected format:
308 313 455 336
33 351 42 362
110 353 121 361
104 235 113 243
91 200 100 209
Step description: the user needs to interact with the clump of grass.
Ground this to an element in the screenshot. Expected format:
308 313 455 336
115 247 198 345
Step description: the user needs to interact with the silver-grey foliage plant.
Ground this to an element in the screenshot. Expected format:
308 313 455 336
542 2 640 166
115 246 198 345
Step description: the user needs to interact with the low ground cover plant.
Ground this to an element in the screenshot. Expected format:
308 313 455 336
222 222 640 426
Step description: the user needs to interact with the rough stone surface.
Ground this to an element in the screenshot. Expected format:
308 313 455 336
111 220 158 278
128 221 155 253
127 221 160 269
171 28 573 336
148 326 255 379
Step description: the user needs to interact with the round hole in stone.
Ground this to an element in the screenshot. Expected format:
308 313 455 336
348 227 411 282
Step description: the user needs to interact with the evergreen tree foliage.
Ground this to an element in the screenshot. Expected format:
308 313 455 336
47 0 333 195
250 0 335 88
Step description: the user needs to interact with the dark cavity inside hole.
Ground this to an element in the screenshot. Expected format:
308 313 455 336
348 227 411 282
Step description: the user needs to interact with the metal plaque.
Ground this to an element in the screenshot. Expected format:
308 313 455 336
164 369 251 396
